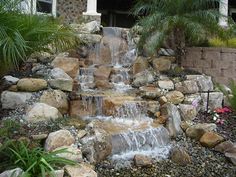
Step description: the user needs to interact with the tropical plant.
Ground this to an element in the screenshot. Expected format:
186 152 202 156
0 140 76 177
133 0 228 63
0 0 76 69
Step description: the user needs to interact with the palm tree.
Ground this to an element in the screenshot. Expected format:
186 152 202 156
133 0 227 64
0 0 76 71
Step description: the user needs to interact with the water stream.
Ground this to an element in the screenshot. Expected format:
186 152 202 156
78 27 171 165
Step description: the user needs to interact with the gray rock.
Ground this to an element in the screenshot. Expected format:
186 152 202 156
82 21 100 34
54 145 83 162
45 129 75 151
175 80 199 94
1 91 32 109
25 103 62 123
77 34 102 44
132 70 156 87
50 68 73 80
161 103 182 137
48 79 73 92
158 80 174 90
2 75 19 85
81 121 112 163
65 164 97 177
200 92 224 111
186 75 213 92
158 48 175 56
0 168 23 177
179 104 197 121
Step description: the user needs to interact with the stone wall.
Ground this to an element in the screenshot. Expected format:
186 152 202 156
181 47 236 86
57 0 87 23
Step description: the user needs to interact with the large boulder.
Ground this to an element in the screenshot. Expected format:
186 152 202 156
94 66 112 80
17 78 47 92
40 90 69 114
152 57 172 72
65 164 97 177
179 104 197 121
200 92 224 111
81 121 112 163
1 91 32 109
158 80 174 90
81 21 100 34
51 56 79 78
185 123 217 140
166 91 184 104
45 129 75 151
170 147 191 166
186 75 213 92
132 56 149 75
175 80 199 94
200 132 224 148
49 68 73 92
132 70 156 87
25 103 62 123
140 86 162 99
161 103 182 137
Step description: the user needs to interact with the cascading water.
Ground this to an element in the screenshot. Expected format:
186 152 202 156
78 27 171 167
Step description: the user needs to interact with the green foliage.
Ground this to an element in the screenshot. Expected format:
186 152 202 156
209 37 236 48
133 0 226 56
0 0 76 69
0 119 20 140
0 140 76 176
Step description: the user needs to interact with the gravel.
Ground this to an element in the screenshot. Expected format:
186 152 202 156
96 134 236 177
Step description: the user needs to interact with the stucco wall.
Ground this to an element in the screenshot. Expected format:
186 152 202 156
181 47 236 86
57 0 87 23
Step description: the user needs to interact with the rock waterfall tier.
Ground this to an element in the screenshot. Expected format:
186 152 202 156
74 27 171 167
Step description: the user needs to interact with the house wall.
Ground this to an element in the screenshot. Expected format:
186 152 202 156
181 47 236 86
57 0 87 23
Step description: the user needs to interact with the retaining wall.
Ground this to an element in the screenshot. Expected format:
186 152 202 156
181 47 236 86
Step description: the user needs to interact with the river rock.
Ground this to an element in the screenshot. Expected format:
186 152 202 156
166 91 184 104
161 103 182 137
175 80 199 94
2 75 19 85
185 123 217 140
200 132 224 148
78 34 102 44
132 70 156 87
200 92 224 111
40 90 69 114
140 86 162 99
54 145 83 162
225 152 236 165
49 79 73 92
186 75 213 92
0 168 23 177
170 147 191 166
94 66 112 80
179 104 197 121
17 78 47 92
95 80 113 89
65 164 97 177
81 121 112 163
45 129 75 151
25 103 62 123
152 57 172 72
158 80 174 90
215 141 235 153
132 56 149 75
134 154 152 167
51 56 79 78
81 21 100 34
1 91 32 109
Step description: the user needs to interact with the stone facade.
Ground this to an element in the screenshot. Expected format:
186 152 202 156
57 0 87 23
181 47 236 86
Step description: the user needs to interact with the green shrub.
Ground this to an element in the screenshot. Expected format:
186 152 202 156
0 140 76 176
0 0 76 69
0 119 20 140
209 37 236 48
